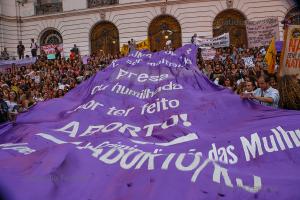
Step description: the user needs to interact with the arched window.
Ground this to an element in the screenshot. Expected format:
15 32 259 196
40 29 63 46
148 15 182 51
285 6 300 25
213 9 247 47
90 21 119 56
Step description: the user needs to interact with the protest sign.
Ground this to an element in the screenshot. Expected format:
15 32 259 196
246 17 279 48
201 48 216 60
120 39 150 55
136 38 150 50
280 25 300 78
242 56 255 68
40 43 64 59
197 33 230 48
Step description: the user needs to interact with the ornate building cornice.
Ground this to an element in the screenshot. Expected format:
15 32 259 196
0 0 216 23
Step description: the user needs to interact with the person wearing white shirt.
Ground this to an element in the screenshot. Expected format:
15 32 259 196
249 75 280 108
30 38 38 57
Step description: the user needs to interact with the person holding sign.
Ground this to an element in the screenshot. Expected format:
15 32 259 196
240 80 256 99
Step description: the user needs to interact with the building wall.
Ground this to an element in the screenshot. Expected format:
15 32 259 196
63 0 87 11
0 0 17 17
0 0 297 57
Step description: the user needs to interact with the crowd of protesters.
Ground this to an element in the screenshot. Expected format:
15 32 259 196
0 47 120 123
196 43 300 110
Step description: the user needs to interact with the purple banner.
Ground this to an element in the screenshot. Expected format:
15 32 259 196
276 41 283 52
0 57 36 70
0 44 299 200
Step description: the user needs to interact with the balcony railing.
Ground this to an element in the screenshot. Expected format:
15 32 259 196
88 0 119 8
35 2 63 15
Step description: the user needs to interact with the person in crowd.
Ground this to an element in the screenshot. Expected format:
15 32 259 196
70 49 76 61
0 91 8 123
17 41 25 60
5 91 19 122
249 74 280 108
0 48 9 60
55 47 61 60
40 49 47 61
20 91 35 111
269 76 278 89
72 44 79 58
202 64 213 78
245 80 256 93
191 33 198 45
224 77 234 90
210 64 223 82
30 38 38 57
56 89 64 98
128 39 136 53
240 80 256 98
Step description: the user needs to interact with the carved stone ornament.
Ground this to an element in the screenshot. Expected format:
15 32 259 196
161 5 167 15
100 11 106 20
226 0 233 8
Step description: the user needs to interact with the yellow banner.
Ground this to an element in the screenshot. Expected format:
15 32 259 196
136 38 150 50
265 37 277 74
120 44 129 55
120 39 150 55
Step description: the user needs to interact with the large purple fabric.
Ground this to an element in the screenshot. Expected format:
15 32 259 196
0 57 37 71
0 44 299 200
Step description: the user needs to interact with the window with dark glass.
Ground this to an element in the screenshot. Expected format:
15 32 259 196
40 29 63 46
35 0 63 15
88 0 118 8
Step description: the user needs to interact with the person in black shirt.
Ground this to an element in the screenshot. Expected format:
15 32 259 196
71 44 79 58
55 47 61 60
0 91 8 123
17 41 25 59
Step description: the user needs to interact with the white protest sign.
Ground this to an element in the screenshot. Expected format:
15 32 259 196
246 17 279 48
197 33 230 48
242 56 255 68
201 48 216 60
